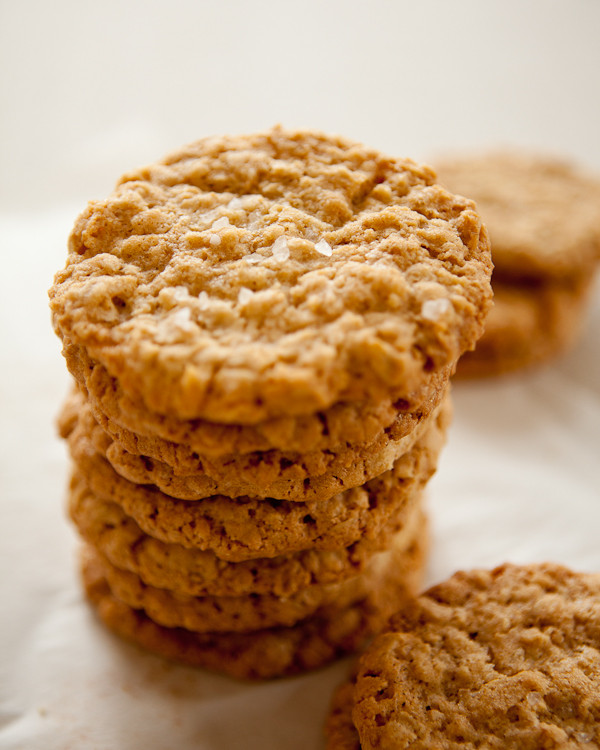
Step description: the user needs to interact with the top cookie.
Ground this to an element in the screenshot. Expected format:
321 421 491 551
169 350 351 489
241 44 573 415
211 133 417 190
352 562 600 749
50 128 492 424
435 151 600 281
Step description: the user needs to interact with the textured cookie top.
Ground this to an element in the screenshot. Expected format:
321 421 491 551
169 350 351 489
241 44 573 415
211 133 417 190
353 563 600 749
436 152 600 281
50 128 491 423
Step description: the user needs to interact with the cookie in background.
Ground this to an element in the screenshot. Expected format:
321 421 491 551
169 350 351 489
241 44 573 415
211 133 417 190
435 152 600 378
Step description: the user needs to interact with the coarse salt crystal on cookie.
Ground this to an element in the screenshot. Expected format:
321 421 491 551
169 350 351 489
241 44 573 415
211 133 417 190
421 298 452 321
315 238 333 257
238 287 254 305
211 216 230 230
271 236 290 261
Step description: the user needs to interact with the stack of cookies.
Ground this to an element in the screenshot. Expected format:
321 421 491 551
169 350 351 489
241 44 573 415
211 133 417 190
49 128 492 679
435 152 600 378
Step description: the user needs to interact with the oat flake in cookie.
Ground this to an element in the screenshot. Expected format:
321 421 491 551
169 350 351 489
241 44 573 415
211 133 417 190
50 127 492 424
330 563 600 749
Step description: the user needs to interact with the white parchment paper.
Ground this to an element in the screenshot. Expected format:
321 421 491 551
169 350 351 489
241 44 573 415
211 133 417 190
0 209 599 750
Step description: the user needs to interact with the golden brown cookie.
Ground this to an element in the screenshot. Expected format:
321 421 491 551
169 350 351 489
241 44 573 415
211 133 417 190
81 511 428 680
65 397 449 561
340 563 600 749
85 519 423 633
455 276 595 378
81 354 451 458
70 384 447 503
68 470 424 597
50 127 492 426
435 152 600 377
326 675 362 750
436 152 600 280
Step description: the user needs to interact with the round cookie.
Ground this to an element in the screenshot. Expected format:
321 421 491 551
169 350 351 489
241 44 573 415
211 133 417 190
435 152 600 377
68 472 424 598
455 276 595 378
80 512 428 680
85 520 423 633
50 127 492 425
435 151 600 280
64 399 449 561
347 563 600 749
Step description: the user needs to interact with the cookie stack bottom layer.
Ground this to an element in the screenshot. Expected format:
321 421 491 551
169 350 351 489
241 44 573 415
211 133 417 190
81 513 428 681
61 393 449 679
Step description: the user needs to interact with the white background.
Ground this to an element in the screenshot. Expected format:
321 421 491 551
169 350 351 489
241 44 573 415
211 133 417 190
1 1 599 748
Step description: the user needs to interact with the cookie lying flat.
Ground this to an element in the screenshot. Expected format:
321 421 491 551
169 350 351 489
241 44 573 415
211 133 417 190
329 563 600 749
68 471 423 598
85 519 423 633
81 512 427 680
435 152 600 377
64 398 449 561
50 127 491 425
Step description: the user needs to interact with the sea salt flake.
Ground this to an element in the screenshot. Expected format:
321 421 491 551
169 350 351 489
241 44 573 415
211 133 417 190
315 239 333 257
245 253 263 264
421 298 452 321
209 234 221 246
155 307 196 342
271 236 290 261
227 197 243 210
170 285 189 301
198 291 210 310
238 287 254 305
172 307 193 325
212 217 230 230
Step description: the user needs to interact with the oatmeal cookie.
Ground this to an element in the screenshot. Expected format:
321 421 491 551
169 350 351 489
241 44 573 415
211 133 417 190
436 152 600 377
455 276 595 378
50 128 491 424
80 387 447 503
80 355 451 457
68 472 423 597
345 563 600 749
436 152 600 280
81 512 427 680
85 521 422 633
64 399 449 561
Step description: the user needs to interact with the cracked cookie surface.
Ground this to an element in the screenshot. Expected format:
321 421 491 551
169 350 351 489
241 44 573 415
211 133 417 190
350 563 600 749
50 128 491 424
